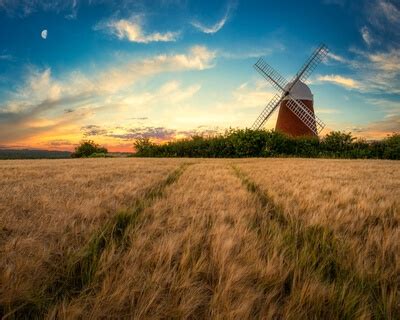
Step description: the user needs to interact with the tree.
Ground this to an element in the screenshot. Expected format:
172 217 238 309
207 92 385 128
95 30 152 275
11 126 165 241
383 133 400 160
229 129 269 157
133 138 157 157
71 140 108 158
322 131 355 155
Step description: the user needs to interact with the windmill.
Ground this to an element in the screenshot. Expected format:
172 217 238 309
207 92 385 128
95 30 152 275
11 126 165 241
251 44 329 136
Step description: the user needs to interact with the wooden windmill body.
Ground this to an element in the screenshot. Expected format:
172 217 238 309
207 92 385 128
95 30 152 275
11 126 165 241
276 81 315 136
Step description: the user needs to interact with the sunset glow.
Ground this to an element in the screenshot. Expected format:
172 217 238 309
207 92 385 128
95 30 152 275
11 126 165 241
0 0 399 151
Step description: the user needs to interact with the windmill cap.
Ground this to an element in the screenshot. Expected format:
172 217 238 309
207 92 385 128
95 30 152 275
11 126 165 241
283 80 313 101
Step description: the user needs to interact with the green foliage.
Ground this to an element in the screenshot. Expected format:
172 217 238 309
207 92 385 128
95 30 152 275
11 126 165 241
228 128 268 157
0 149 71 160
133 129 400 160
382 133 400 160
71 140 108 158
322 131 355 156
88 152 111 158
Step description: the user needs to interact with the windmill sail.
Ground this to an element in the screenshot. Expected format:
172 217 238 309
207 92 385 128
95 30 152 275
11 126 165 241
251 43 328 134
286 97 325 134
254 58 288 92
288 44 329 88
251 94 284 130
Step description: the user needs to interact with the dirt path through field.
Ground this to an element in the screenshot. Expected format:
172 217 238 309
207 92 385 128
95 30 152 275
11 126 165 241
50 163 287 318
1 159 398 319
47 162 398 318
1 162 189 318
233 164 398 318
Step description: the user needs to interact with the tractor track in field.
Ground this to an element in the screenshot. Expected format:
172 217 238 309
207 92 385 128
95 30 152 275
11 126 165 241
1 163 192 319
231 164 399 319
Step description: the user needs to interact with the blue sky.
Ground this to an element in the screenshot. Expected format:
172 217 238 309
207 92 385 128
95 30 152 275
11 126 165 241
0 0 399 151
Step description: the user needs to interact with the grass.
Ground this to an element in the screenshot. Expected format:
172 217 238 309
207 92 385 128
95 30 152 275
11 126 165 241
1 162 190 318
1 158 399 319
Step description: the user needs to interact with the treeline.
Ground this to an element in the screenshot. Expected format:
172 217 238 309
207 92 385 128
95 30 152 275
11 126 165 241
0 149 71 160
133 130 400 160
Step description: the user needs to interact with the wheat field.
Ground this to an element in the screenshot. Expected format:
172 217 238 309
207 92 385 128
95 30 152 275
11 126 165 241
0 158 399 319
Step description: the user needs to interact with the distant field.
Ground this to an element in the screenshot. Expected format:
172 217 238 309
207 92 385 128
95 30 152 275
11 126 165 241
1 158 399 319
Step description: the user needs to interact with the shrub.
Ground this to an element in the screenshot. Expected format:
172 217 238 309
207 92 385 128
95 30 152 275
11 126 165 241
382 133 400 160
133 138 157 157
132 130 400 160
322 131 354 156
71 140 108 158
88 152 110 158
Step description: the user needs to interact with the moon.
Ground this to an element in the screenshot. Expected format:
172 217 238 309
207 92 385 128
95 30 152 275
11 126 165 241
41 29 48 40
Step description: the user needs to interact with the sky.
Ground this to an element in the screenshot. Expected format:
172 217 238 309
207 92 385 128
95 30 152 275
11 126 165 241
0 0 399 152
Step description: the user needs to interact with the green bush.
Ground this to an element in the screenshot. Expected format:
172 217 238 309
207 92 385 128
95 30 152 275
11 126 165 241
71 140 108 158
382 133 400 160
132 130 400 160
88 152 111 158
321 131 354 156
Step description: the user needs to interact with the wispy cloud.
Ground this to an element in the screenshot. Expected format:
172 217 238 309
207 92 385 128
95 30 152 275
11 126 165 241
0 0 79 17
191 1 237 34
365 0 400 36
351 114 400 139
81 124 108 137
82 125 221 142
321 46 400 94
107 127 177 140
119 80 201 110
96 16 179 43
317 108 342 114
0 46 216 146
0 54 13 61
46 139 74 147
377 0 400 24
317 74 362 89
326 52 349 64
367 98 400 114
360 26 374 46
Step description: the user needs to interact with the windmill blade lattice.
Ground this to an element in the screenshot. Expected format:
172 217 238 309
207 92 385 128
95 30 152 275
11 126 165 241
254 58 289 92
251 93 284 130
286 97 326 134
289 44 329 87
251 43 328 134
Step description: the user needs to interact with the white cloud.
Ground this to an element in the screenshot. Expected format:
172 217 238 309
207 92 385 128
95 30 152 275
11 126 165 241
122 80 201 107
317 74 362 89
191 17 228 34
94 45 215 94
220 47 279 60
230 82 275 109
366 0 400 35
378 0 400 24
0 46 216 144
97 16 179 43
367 98 400 114
360 26 373 46
321 47 400 94
0 54 12 60
317 108 341 114
366 49 400 72
191 2 236 34
354 48 400 93
326 52 348 63
0 0 79 17
351 114 400 139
